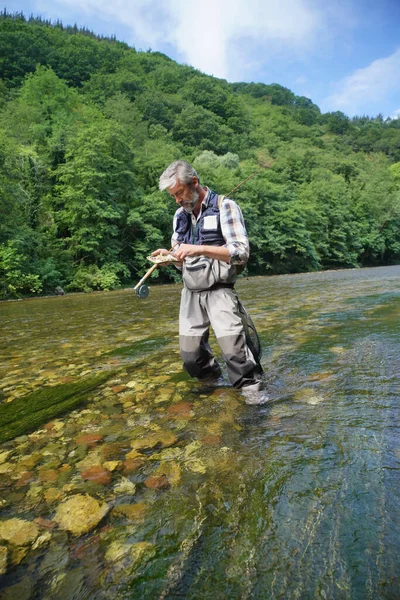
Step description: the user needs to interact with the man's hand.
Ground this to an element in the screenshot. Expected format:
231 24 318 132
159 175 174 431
151 248 170 257
174 244 203 261
151 247 183 267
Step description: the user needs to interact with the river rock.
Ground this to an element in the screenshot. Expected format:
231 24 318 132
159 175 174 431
113 478 136 496
0 451 11 464
130 431 178 452
103 460 120 472
9 545 29 566
144 474 170 490
154 462 181 486
54 494 109 536
76 433 104 446
112 502 147 521
0 463 12 475
16 471 36 488
167 402 194 417
0 518 39 546
38 469 59 483
80 465 112 485
32 531 52 550
44 487 64 504
105 540 131 563
76 449 103 471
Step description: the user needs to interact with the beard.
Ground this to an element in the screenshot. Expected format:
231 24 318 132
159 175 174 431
180 187 199 214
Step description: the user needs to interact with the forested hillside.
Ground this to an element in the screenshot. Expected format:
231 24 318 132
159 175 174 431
1 12 400 298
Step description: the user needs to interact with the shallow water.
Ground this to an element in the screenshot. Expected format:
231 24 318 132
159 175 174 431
0 266 400 599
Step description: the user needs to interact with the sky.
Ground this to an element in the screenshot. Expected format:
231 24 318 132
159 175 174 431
4 0 400 119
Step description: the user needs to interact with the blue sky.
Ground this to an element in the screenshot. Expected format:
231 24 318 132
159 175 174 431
5 0 400 119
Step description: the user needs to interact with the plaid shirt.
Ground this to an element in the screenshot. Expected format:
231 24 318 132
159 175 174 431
172 188 249 265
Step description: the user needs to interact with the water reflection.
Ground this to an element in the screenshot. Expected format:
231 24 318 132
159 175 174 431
0 266 400 598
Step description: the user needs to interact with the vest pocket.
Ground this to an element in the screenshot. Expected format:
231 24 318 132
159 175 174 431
182 257 217 291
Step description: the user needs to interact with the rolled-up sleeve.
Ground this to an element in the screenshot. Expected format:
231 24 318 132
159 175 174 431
220 199 250 265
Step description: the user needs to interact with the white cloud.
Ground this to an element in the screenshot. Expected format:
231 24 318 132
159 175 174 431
391 108 400 120
37 0 326 79
322 49 400 116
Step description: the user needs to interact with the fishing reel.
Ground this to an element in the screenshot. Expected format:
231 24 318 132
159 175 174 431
135 284 149 299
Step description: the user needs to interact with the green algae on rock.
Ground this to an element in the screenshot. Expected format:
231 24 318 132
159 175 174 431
0 372 114 443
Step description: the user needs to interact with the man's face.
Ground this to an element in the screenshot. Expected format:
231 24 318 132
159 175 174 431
168 178 199 213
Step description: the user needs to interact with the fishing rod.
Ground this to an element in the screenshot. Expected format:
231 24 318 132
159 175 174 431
133 164 270 299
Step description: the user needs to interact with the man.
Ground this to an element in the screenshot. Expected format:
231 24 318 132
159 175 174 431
152 160 264 402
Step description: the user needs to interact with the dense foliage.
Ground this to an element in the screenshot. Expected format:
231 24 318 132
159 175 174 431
1 11 400 297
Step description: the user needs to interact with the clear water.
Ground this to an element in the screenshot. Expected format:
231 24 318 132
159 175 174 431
0 266 399 599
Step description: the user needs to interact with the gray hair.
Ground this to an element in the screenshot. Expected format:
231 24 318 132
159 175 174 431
159 160 199 191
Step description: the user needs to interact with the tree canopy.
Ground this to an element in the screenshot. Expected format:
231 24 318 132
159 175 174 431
1 11 400 298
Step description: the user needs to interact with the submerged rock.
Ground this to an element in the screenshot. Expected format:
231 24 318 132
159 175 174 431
80 466 112 485
130 431 178 452
153 462 181 486
54 494 109 536
105 540 131 563
75 433 104 446
113 478 136 496
112 502 147 521
0 518 39 546
144 474 170 490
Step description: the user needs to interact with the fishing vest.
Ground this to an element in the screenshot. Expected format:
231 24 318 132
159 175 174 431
174 190 225 246
175 191 241 292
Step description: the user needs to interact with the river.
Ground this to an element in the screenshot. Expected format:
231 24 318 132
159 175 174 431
0 265 399 599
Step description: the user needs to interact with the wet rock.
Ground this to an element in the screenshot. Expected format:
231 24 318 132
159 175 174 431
34 517 57 530
8 545 29 566
0 451 11 464
54 494 109 536
75 433 104 446
31 531 52 550
167 402 194 417
201 434 221 447
186 459 207 474
44 487 64 504
154 462 181 486
144 474 170 490
38 469 59 483
149 447 184 462
0 545 8 575
76 449 103 471
0 518 39 546
112 502 147 521
103 460 120 472
80 466 112 485
0 463 12 475
105 540 131 563
100 441 129 460
17 452 43 470
130 431 178 452
113 477 136 496
16 471 36 488
111 385 128 394
122 458 144 475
